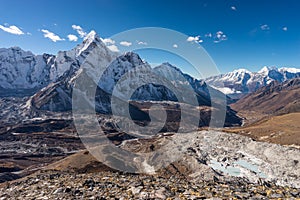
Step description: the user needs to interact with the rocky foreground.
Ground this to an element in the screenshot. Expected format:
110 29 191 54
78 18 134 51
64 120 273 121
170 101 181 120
1 130 300 199
1 170 300 199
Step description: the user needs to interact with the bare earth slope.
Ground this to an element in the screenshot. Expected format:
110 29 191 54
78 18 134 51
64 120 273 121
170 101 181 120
228 78 300 147
231 78 300 117
226 113 300 146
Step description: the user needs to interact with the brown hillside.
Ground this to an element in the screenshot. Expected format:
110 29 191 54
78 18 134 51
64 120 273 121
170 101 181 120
231 78 300 115
226 113 300 147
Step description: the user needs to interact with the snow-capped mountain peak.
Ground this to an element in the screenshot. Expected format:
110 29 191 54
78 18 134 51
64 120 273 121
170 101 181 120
0 47 55 92
205 66 300 98
232 68 251 74
279 67 300 73
76 30 107 56
158 62 184 74
257 66 277 74
49 30 118 82
83 30 97 42
98 51 150 94
0 31 117 96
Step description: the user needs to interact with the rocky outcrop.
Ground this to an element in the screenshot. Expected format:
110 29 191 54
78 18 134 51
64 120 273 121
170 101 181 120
1 170 299 199
1 130 299 198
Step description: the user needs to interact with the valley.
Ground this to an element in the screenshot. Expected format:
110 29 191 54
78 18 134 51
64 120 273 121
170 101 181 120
0 30 299 199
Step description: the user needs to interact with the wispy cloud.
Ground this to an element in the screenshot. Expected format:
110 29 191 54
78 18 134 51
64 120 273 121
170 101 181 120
187 35 203 43
120 41 132 47
214 31 227 43
41 29 64 42
260 24 270 31
282 26 288 31
67 34 78 42
231 6 237 11
173 44 178 48
72 25 87 38
205 33 212 38
101 38 115 45
137 41 148 45
0 24 24 35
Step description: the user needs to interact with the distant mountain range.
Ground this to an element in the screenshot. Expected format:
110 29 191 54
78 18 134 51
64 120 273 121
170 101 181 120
1 32 299 101
1 30 299 128
30 31 223 112
0 31 241 127
205 67 300 98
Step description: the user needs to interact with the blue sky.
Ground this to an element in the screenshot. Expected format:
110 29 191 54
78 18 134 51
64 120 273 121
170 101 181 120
0 0 300 74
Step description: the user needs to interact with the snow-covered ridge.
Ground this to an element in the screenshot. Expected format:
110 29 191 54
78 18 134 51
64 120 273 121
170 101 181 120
0 30 117 96
205 66 300 96
2 29 298 101
0 30 218 109
279 67 300 73
0 47 55 90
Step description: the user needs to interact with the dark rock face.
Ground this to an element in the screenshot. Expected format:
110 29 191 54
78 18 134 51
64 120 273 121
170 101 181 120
0 172 21 183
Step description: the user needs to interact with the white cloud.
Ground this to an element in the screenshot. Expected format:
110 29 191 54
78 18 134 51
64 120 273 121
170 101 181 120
261 24 270 31
72 25 87 38
67 34 78 42
120 41 132 47
107 45 119 52
137 41 147 45
187 35 203 43
187 36 199 42
214 31 228 43
173 44 178 48
282 26 288 31
41 29 64 42
217 31 224 35
231 6 237 11
100 38 119 52
101 38 115 45
0 24 24 35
